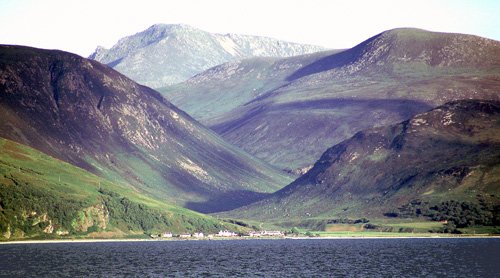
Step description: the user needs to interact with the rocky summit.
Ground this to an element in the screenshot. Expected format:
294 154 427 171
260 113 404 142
89 24 326 88
223 100 500 221
0 45 293 213
161 28 500 171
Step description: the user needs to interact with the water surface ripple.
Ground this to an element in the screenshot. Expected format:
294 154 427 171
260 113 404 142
0 238 498 277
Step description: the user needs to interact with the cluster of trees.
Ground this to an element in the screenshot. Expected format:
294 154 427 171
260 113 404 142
224 219 260 231
0 178 228 239
326 218 370 224
384 199 432 218
100 189 226 234
386 198 500 230
0 180 84 236
102 195 165 232
280 218 370 232
427 200 500 228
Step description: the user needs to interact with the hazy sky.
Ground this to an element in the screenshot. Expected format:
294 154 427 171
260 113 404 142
1 0 499 57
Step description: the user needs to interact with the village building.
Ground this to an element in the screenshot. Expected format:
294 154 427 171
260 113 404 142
193 232 204 238
179 233 191 238
217 230 237 237
161 232 173 238
249 230 284 237
249 231 261 237
261 230 284 236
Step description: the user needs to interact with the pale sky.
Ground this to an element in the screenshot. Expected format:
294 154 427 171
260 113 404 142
1 0 499 57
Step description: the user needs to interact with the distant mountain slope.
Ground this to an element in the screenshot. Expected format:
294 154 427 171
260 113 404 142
0 45 293 213
161 28 500 171
0 137 244 240
89 24 327 88
222 100 500 221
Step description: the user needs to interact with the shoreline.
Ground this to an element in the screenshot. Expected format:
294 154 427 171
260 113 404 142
2 234 499 244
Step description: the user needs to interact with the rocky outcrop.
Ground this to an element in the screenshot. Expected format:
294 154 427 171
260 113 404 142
90 24 326 87
72 203 110 232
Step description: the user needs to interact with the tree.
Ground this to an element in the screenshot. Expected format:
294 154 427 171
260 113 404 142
290 227 300 235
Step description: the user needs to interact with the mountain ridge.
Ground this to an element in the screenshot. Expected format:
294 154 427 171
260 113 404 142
0 45 293 213
160 28 500 170
90 24 327 88
288 28 500 81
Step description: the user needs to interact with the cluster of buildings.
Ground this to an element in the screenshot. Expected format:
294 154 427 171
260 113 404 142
151 230 284 239
154 232 209 239
248 230 284 237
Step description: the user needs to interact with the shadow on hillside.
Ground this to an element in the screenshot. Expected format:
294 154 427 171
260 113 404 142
211 98 433 135
286 34 379 81
185 190 271 214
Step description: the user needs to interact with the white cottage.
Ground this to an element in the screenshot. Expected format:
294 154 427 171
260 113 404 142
161 232 173 238
193 232 204 238
217 230 237 237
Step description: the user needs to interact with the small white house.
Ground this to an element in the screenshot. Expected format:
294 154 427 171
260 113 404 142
217 230 237 237
249 231 261 237
249 230 284 237
161 232 173 238
261 230 284 236
193 232 204 238
179 233 191 238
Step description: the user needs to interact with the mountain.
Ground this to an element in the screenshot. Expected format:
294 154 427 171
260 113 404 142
160 28 500 171
221 100 500 223
89 24 327 88
0 137 245 240
0 45 293 213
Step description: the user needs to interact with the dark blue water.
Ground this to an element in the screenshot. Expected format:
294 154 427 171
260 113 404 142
0 238 498 277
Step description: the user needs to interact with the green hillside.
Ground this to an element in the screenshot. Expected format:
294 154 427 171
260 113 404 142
160 29 500 172
220 100 500 234
0 137 244 240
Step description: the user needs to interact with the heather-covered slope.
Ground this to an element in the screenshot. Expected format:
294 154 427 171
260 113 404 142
90 24 326 88
0 45 293 213
221 100 500 221
161 28 500 171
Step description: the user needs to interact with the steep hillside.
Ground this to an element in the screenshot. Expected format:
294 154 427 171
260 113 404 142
221 100 500 222
0 137 244 240
161 28 500 171
90 24 326 87
0 45 293 213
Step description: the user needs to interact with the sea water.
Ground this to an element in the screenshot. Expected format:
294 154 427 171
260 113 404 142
0 238 498 277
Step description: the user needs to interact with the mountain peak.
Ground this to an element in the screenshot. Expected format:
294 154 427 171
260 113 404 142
287 28 500 81
88 45 108 60
89 24 327 87
144 23 200 35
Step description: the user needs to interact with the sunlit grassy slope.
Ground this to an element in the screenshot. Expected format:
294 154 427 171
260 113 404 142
0 137 245 240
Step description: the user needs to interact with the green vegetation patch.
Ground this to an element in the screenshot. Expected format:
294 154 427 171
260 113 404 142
385 197 500 233
0 138 240 240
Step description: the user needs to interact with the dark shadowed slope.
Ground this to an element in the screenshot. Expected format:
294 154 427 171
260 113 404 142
161 28 500 171
221 100 500 221
0 45 293 213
